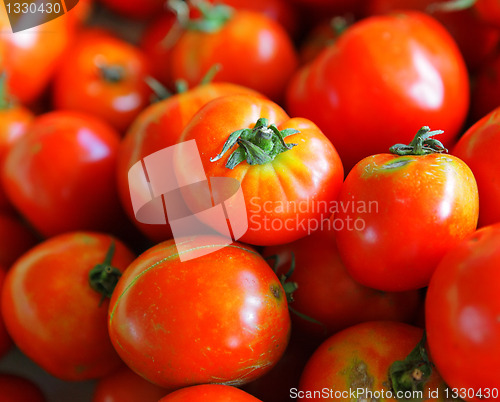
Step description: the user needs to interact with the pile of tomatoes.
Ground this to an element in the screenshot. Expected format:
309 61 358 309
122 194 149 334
0 0 499 401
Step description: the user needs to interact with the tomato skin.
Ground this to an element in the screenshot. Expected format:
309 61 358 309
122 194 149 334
0 266 13 359
108 237 291 389
286 11 469 172
1 232 135 381
475 0 500 29
470 52 500 122
158 384 261 401
53 29 152 133
170 10 298 102
262 227 421 339
2 111 123 238
298 321 454 401
0 373 46 402
117 83 263 243
452 108 500 227
426 224 500 399
92 365 170 402
180 94 344 246
0 213 38 269
334 152 479 291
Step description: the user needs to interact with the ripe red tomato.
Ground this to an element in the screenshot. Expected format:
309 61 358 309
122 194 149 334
470 51 500 122
286 11 469 172
262 226 421 339
53 29 152 133
0 266 12 359
92 365 170 402
2 111 124 238
97 0 166 19
158 384 261 401
0 213 38 268
426 224 500 399
298 321 455 401
452 107 500 227
168 5 298 101
0 373 46 402
108 236 290 389
117 82 263 243
474 0 500 29
180 94 344 246
334 127 479 291
1 232 135 380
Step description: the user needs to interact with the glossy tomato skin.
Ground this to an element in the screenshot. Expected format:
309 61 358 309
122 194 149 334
180 94 344 246
334 152 479 291
108 237 291 389
2 111 123 238
117 83 263 243
1 232 135 381
0 213 38 269
298 321 455 401
426 224 500 399
0 373 46 402
53 29 152 133
286 11 469 172
92 365 170 402
0 266 12 358
170 10 298 102
452 108 500 227
158 384 261 402
263 227 421 340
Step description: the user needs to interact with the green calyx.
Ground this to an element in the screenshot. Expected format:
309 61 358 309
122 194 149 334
389 332 433 401
426 0 476 14
0 73 13 110
168 0 233 33
389 126 447 156
98 64 125 83
210 117 299 169
88 241 122 306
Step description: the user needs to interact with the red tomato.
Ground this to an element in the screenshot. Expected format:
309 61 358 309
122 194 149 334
470 51 500 122
0 213 38 268
97 0 166 19
1 232 135 381
0 266 12 359
0 373 46 402
365 0 500 72
2 111 124 238
117 82 263 243
92 366 170 402
475 0 500 29
426 224 500 399
168 5 298 101
53 29 152 133
262 226 421 339
334 127 479 291
286 11 469 172
179 94 344 246
452 107 500 227
298 321 456 401
159 384 261 401
108 237 290 389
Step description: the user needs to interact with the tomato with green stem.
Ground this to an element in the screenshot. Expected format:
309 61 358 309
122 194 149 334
108 236 291 389
179 94 344 246
1 232 135 381
334 127 479 291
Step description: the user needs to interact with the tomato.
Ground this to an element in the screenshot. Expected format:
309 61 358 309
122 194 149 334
286 11 469 172
365 0 500 72
168 3 298 101
0 213 38 268
2 111 124 238
474 0 500 29
1 232 135 381
92 365 170 402
179 94 344 246
158 384 261 401
298 321 458 401
53 29 152 133
262 226 421 340
0 266 12 359
97 0 166 19
108 236 290 389
452 107 500 227
470 51 500 122
426 224 500 399
0 6 73 105
334 127 479 291
0 373 46 402
117 82 263 243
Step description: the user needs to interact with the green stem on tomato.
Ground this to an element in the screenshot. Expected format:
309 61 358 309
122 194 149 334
167 0 233 33
98 64 125 83
88 241 122 306
426 0 476 14
389 126 447 156
210 117 299 169
0 73 13 110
